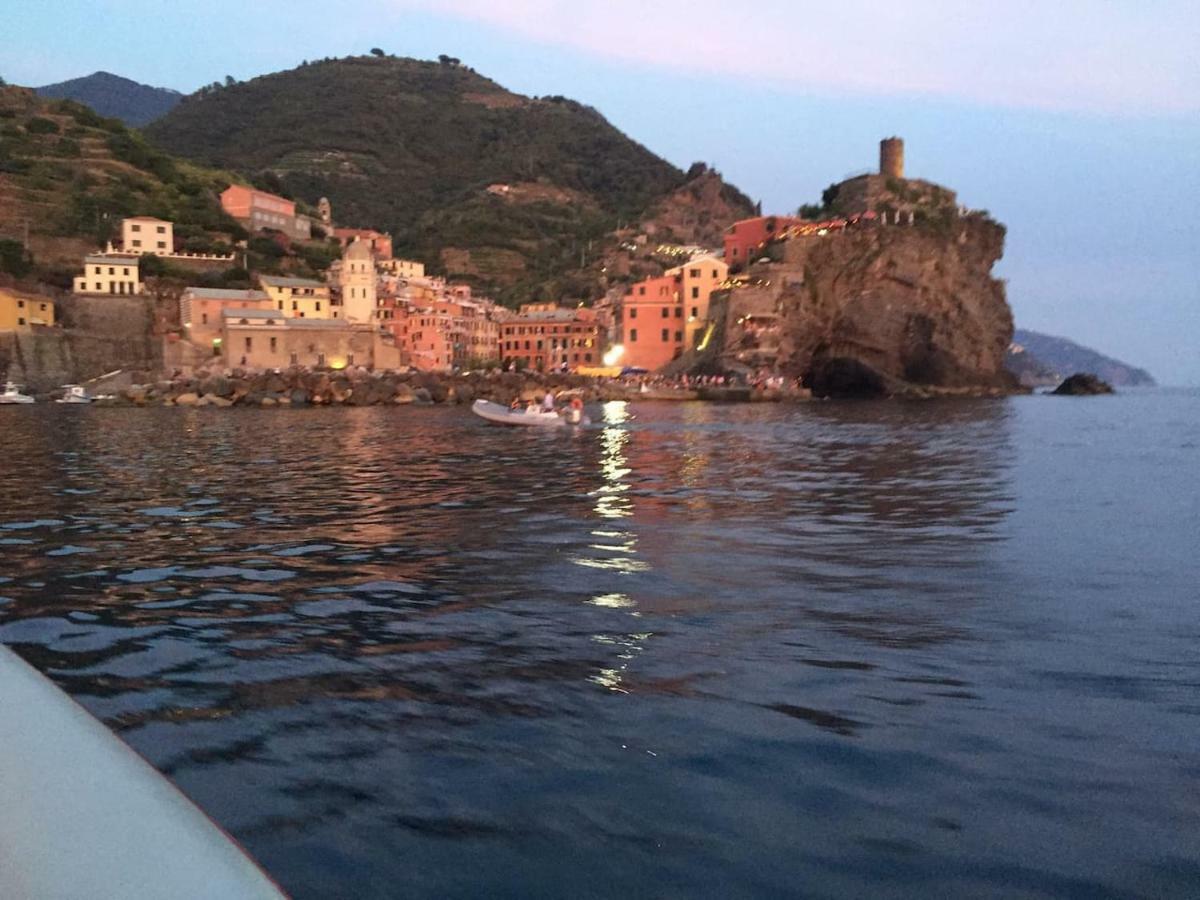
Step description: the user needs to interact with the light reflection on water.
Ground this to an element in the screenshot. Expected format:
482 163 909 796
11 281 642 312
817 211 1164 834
1 394 1198 899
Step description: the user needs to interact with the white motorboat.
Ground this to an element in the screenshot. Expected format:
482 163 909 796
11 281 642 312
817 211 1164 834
0 644 285 898
473 397 590 427
0 381 35 404
56 384 94 404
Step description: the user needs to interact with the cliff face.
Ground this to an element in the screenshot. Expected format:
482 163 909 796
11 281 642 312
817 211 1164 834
720 213 1016 396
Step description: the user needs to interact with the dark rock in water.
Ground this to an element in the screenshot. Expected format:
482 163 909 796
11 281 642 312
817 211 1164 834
1052 373 1114 396
289 389 309 406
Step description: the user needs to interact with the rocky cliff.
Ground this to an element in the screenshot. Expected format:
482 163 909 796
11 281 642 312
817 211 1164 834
716 212 1016 396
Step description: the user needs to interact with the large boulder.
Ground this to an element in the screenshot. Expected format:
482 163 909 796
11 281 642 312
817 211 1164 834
1052 373 1114 396
393 383 414 404
174 392 200 406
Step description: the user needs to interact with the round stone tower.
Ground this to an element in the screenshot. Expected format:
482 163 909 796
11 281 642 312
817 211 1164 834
880 137 904 179
317 197 332 227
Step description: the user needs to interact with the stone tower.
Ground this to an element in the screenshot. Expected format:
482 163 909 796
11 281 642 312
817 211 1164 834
317 197 332 227
340 239 377 324
880 137 904 179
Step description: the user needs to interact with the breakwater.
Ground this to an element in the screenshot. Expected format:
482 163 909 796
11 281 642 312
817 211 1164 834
94 369 804 407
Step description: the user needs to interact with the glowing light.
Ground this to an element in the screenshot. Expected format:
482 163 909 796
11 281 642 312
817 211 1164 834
602 344 625 367
329 357 348 370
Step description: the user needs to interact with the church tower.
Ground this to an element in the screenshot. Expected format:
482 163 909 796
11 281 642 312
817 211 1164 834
340 239 377 324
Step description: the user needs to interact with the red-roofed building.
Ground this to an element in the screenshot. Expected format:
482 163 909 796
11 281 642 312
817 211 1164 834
333 228 393 261
723 215 802 269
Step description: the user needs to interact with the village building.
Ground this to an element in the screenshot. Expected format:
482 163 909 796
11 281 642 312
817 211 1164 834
121 217 174 255
723 215 803 269
333 228 393 261
73 254 142 295
667 255 728 347
378 258 425 279
258 275 336 319
180 287 274 354
620 275 684 371
220 185 312 240
498 303 603 373
338 239 378 324
0 288 55 331
218 309 401 370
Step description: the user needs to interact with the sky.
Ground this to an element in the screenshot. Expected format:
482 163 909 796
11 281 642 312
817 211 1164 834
5 0 1198 383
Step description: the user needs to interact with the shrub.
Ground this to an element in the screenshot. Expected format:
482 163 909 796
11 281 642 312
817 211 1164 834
26 116 60 135
0 239 32 277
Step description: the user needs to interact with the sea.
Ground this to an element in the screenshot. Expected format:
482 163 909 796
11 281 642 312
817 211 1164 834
1 391 1197 898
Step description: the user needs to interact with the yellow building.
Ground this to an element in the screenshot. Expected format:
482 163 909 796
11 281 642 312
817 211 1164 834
379 258 425 279
666 255 729 345
0 288 55 331
258 275 335 319
122 217 174 255
73 254 142 295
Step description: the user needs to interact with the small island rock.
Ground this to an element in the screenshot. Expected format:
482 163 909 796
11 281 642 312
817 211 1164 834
1052 373 1115 396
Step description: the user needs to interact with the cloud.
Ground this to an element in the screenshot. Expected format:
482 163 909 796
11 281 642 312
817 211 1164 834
388 0 1199 115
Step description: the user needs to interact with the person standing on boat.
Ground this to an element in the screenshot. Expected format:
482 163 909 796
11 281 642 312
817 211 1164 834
542 391 556 412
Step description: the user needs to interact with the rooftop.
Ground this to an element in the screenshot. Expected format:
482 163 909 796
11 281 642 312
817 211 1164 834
259 275 327 288
184 288 269 301
84 254 139 265
221 308 287 320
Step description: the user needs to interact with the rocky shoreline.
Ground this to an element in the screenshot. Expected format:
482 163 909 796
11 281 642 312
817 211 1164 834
93 369 809 408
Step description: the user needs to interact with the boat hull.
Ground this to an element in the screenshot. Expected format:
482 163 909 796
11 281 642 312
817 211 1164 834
0 645 284 898
471 399 566 427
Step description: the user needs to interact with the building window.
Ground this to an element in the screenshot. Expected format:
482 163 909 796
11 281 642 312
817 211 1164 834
292 301 298 310
675 331 682 342
132 240 142 248
315 301 322 311
108 267 115 275
661 307 669 318
290 353 298 365
201 313 208 325
691 307 698 318
691 287 700 299
690 268 699 277
131 224 141 232
269 337 277 352
244 337 252 351
17 317 25 326
156 226 165 234
629 308 637 319
638 286 646 295
317 353 326 366
661 328 669 342
675 307 682 318
156 242 165 249
17 300 24 308
630 329 637 342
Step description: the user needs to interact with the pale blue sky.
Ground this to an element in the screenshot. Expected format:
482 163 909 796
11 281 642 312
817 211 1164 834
5 0 1198 382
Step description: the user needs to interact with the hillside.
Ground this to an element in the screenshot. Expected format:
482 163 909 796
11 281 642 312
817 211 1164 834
0 86 248 280
35 71 182 127
145 55 746 304
1008 328 1156 387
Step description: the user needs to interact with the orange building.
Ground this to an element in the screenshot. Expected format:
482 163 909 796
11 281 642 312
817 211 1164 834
333 228 393 261
620 275 684 371
498 304 602 372
220 185 311 240
723 215 802 269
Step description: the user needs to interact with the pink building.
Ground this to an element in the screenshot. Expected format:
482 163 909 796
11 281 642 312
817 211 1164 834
723 215 802 269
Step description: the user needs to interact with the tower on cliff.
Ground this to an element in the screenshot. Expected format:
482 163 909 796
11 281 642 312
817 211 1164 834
317 197 332 228
880 137 904 179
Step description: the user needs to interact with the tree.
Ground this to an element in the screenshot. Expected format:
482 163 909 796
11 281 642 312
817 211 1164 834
224 75 236 87
0 239 32 278
370 48 385 58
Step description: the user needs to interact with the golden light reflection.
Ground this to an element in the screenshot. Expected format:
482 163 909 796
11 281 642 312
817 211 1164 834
588 632 653 692
589 592 635 608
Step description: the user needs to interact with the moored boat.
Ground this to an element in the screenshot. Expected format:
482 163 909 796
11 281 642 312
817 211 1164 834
55 384 94 404
0 381 35 404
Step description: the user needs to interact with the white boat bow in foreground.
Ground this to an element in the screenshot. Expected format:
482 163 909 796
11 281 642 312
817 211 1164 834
0 645 285 899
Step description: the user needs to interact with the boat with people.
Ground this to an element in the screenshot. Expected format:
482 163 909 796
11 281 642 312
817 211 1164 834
55 384 94 404
471 397 588 427
0 381 35 404
0 644 285 898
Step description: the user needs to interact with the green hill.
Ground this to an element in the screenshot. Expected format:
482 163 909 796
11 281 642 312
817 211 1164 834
0 86 244 274
145 55 725 304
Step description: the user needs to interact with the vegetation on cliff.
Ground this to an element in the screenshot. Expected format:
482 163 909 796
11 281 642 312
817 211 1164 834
144 55 709 304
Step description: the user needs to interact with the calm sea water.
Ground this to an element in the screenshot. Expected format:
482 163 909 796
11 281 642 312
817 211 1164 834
1 393 1198 898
